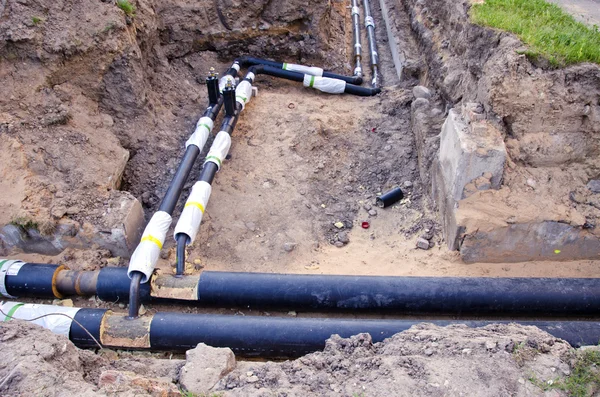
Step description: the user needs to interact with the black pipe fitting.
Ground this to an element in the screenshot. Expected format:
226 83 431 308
344 84 381 96
377 187 404 208
206 74 220 105
128 271 143 318
175 233 187 276
223 84 236 117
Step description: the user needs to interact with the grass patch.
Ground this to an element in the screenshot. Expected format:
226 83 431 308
116 0 135 16
32 16 42 25
470 0 600 66
529 349 600 396
10 216 38 231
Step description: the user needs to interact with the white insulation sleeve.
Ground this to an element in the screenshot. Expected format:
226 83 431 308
235 80 253 110
283 62 324 77
186 117 214 149
204 131 232 170
352 6 359 15
0 259 24 298
219 74 236 93
303 75 346 94
1 302 81 337
127 211 172 283
173 181 212 243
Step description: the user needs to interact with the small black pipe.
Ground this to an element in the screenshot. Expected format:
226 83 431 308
96 267 151 303
157 145 200 214
175 233 187 276
4 262 60 298
377 187 404 208
198 162 219 184
344 84 381 96
238 57 363 85
128 271 143 318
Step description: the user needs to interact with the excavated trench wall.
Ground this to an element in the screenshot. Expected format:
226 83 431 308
389 0 600 262
0 0 349 257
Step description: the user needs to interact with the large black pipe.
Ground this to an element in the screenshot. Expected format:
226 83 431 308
3 262 61 298
249 65 380 97
238 56 363 85
64 307 600 355
48 265 600 317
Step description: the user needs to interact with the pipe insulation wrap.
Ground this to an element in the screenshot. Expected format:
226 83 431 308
204 131 232 171
0 259 23 298
246 72 256 82
219 75 236 93
283 63 324 77
303 75 346 94
1 301 80 337
174 181 212 243
185 117 214 149
127 211 172 283
352 6 359 15
235 80 253 110
365 16 375 28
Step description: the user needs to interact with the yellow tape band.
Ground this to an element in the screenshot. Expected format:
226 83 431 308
141 235 163 249
185 201 205 213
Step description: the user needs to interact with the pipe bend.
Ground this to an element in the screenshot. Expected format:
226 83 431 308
344 84 381 96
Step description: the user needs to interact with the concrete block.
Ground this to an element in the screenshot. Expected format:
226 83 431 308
180 343 236 394
460 221 600 263
438 109 506 201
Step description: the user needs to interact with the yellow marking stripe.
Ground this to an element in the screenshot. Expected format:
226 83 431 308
185 201 205 213
141 235 163 249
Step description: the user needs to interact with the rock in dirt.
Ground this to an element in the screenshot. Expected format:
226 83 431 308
587 180 600 193
283 242 297 252
416 237 431 250
337 231 350 244
413 85 432 99
179 343 236 395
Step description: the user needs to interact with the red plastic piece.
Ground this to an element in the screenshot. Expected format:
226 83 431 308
361 221 370 229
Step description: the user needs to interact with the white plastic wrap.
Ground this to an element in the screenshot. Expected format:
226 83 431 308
173 181 212 243
235 80 253 110
1 302 81 337
219 75 236 93
303 75 346 94
0 260 23 298
204 131 232 170
246 72 255 82
186 117 214 149
127 211 172 283
283 63 324 77
365 16 375 28
231 63 241 72
351 5 359 15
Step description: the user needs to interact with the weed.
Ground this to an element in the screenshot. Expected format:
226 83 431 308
471 0 600 66
512 341 538 367
102 22 116 33
10 216 38 231
116 0 135 16
32 16 41 25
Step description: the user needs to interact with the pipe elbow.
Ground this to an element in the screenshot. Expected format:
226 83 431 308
247 64 264 75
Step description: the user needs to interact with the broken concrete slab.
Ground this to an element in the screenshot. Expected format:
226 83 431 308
438 109 506 202
179 343 236 395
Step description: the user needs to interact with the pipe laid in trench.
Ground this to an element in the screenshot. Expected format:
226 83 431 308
7 262 600 317
2 302 599 357
351 0 363 78
363 0 379 87
237 56 363 85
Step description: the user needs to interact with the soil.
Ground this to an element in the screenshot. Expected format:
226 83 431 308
0 319 581 397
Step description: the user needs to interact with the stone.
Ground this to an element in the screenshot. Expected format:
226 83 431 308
416 238 430 250
337 231 350 244
334 222 344 229
587 179 600 193
403 181 413 188
344 185 353 192
98 370 180 396
247 375 259 383
363 203 372 211
368 209 377 217
424 349 434 356
413 85 432 99
179 343 236 395
283 242 297 252
334 241 345 248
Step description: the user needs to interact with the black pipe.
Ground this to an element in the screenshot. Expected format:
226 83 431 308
96 266 151 303
157 145 201 214
175 234 187 277
70 308 108 349
206 70 220 105
195 272 600 316
249 65 380 97
3 262 61 298
128 271 143 318
363 0 379 87
64 307 600 355
238 56 363 85
377 187 404 208
223 84 236 117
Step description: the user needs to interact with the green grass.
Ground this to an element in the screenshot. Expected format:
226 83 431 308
32 16 41 25
116 0 135 16
529 349 600 396
470 0 600 66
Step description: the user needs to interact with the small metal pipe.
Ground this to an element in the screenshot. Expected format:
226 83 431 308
351 0 363 77
128 271 143 318
363 0 379 87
